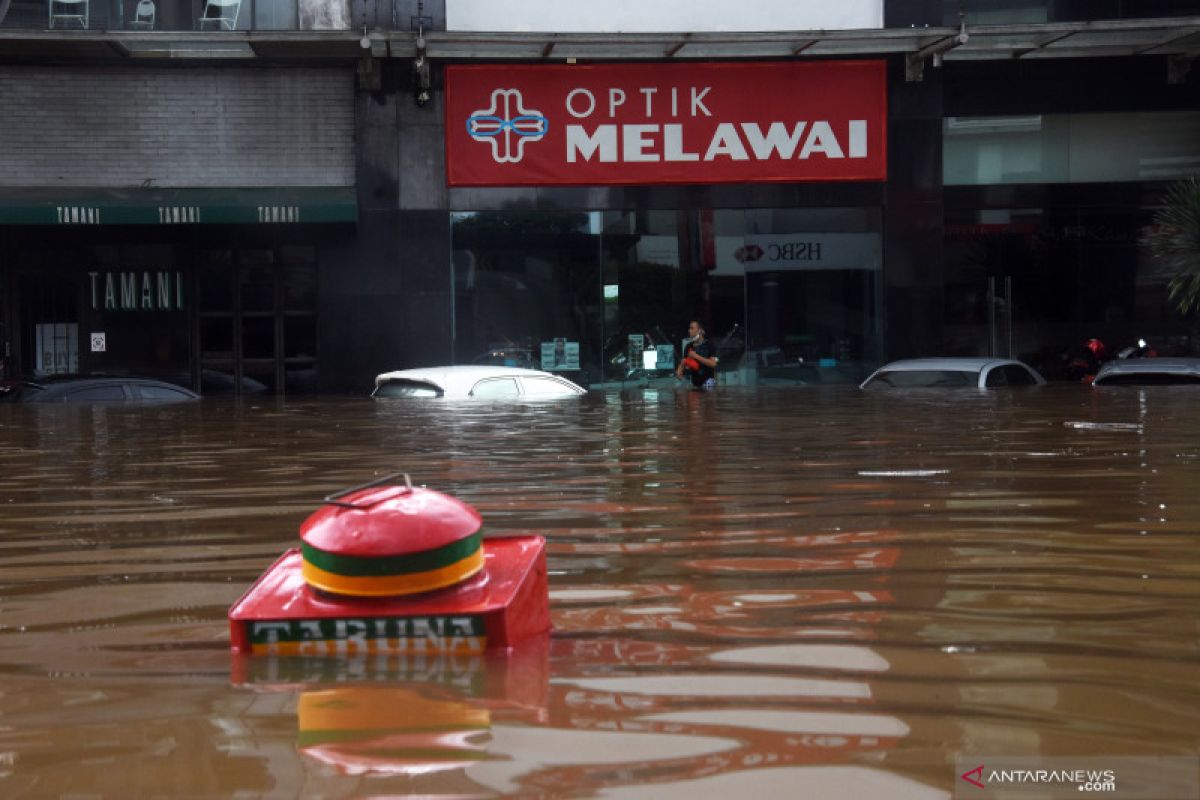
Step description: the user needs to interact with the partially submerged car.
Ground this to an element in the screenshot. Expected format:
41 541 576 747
1092 357 1200 386
373 365 587 399
0 375 200 404
860 357 1046 389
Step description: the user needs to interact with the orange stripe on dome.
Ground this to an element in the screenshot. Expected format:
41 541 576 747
301 548 485 597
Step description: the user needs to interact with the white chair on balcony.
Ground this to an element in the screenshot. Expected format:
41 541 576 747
48 0 88 28
130 0 155 28
198 0 240 29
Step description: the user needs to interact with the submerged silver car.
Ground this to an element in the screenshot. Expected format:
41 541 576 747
373 365 587 399
860 358 1046 389
1092 357 1200 386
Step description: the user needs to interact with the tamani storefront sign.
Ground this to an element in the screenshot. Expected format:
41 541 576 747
89 271 184 311
445 61 886 186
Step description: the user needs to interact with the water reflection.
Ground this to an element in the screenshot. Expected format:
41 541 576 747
297 686 493 776
1 384 1198 797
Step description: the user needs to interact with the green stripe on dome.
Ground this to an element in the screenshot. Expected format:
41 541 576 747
301 532 482 577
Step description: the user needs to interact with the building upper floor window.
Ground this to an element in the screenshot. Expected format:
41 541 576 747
943 110 1200 185
944 0 1200 25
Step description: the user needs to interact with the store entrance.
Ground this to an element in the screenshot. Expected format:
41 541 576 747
728 207 884 384
18 272 79 376
746 267 881 375
450 206 884 388
194 245 317 396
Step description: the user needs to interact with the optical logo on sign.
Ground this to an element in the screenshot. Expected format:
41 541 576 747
466 88 549 163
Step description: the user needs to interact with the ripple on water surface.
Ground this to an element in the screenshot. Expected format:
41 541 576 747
0 386 1197 797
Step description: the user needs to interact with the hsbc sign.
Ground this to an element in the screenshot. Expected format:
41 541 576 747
446 61 887 186
727 233 882 272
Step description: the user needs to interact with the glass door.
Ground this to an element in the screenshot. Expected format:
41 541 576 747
739 207 884 384
194 244 317 395
20 273 78 376
237 250 279 394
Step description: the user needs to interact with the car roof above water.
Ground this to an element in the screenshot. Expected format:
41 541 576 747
1093 357 1200 385
373 365 586 397
0 375 200 403
868 358 1030 372
859 357 1046 389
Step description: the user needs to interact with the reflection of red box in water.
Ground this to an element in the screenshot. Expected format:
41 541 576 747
230 630 551 778
229 536 549 655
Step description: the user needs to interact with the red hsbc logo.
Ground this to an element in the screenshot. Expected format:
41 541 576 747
734 244 764 263
446 61 887 186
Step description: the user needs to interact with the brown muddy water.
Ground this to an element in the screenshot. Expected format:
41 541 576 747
0 385 1197 798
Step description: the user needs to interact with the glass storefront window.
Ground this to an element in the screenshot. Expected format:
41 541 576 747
739 207 884 380
452 207 883 387
943 197 1193 380
254 0 297 30
943 0 1200 25
945 111 1200 185
600 210 703 383
943 0 1047 24
195 244 317 395
944 115 1069 184
452 210 603 384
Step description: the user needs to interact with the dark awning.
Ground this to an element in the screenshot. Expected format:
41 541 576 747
0 186 357 225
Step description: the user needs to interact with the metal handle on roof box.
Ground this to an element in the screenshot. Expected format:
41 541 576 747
322 472 413 509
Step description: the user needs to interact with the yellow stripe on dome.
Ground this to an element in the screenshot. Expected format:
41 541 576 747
302 548 485 597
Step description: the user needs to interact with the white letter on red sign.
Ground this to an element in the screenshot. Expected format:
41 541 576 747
691 87 712 117
663 124 699 162
741 122 807 160
849 120 867 158
566 89 596 118
567 125 618 163
704 123 749 161
609 88 626 117
640 87 657 116
623 125 660 162
799 121 844 159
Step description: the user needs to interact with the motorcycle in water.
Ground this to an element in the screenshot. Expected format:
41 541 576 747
1066 336 1157 383
1117 337 1158 359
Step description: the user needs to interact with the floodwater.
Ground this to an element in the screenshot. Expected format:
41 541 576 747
0 385 1198 799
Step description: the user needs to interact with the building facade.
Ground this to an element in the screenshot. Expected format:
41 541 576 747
1 0 1198 393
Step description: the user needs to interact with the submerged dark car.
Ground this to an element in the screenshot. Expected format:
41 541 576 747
0 375 200 404
1092 357 1200 386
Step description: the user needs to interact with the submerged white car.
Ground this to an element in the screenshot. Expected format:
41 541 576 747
1092 357 1200 386
373 365 587 399
860 357 1046 389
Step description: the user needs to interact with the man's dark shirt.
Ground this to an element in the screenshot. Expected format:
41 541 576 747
687 339 716 387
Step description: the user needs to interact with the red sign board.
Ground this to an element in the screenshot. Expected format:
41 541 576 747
445 61 887 187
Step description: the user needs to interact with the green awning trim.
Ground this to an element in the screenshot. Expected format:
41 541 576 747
0 187 357 225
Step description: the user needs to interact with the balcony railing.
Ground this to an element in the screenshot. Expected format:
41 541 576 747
0 0 394 31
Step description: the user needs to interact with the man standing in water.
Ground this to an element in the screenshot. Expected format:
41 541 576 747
676 319 718 390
